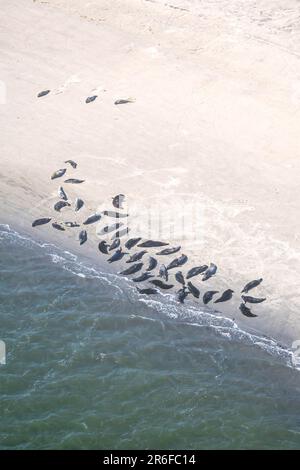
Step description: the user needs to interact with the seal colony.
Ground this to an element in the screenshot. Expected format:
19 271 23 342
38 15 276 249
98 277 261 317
31 160 266 319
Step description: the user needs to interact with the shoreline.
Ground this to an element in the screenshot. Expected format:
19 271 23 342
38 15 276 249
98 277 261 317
1 0 300 348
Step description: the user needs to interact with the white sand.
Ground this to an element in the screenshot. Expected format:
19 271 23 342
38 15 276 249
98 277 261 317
1 0 300 347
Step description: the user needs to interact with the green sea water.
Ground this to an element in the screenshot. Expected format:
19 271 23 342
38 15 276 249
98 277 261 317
1 224 300 450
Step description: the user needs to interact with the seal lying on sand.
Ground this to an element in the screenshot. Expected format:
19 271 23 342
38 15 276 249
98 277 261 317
133 272 154 282
202 263 217 281
114 98 135 105
241 295 266 304
187 281 200 299
32 217 51 227
86 95 97 103
51 169 66 180
167 254 188 270
103 211 129 218
58 187 68 201
120 263 143 275
107 248 127 263
239 303 257 317
98 240 110 255
203 290 219 305
125 238 141 250
99 223 123 235
126 250 147 263
52 222 65 231
159 265 168 281
214 289 234 303
147 257 158 271
54 201 71 212
64 160 77 169
112 194 125 209
186 265 208 279
75 198 84 212
109 238 120 251
149 279 174 290
241 278 263 293
37 90 50 98
156 246 181 256
64 222 80 228
177 287 189 304
138 240 169 248
175 271 185 286
83 214 101 225
65 179 85 184
137 287 158 295
79 230 87 245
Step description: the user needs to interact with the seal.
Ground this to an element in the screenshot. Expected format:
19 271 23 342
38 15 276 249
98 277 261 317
241 295 266 304
239 303 257 318
32 217 51 227
64 160 77 169
177 287 189 304
58 186 68 201
137 287 158 295
103 211 129 218
114 98 135 105
112 194 125 209
52 222 65 231
187 281 200 299
64 179 85 184
133 272 154 282
54 200 71 212
98 223 123 235
98 240 110 255
120 263 143 275
159 264 168 281
75 198 84 212
214 289 234 303
166 254 188 270
107 248 127 263
83 214 101 225
202 263 217 281
175 271 185 286
186 265 208 279
241 278 263 293
147 256 158 271
86 95 97 103
51 169 66 180
64 222 80 227
156 246 181 256
109 238 120 251
37 90 50 98
138 240 169 248
149 279 174 290
125 238 142 250
126 250 147 263
203 290 219 305
79 230 87 245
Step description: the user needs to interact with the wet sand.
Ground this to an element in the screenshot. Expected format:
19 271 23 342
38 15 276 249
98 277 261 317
1 0 300 347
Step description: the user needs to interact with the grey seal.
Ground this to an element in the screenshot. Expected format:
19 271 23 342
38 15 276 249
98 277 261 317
177 287 189 304
86 95 97 103
64 222 80 227
241 278 263 294
37 90 50 98
187 281 200 299
138 240 169 248
51 169 66 180
175 271 185 286
203 290 219 305
107 248 127 263
83 214 101 225
98 240 110 255
147 257 158 271
58 186 68 201
64 160 77 169
159 264 168 281
156 246 181 256
214 289 234 303
167 254 188 270
202 263 217 281
109 238 120 251
125 238 142 250
99 223 123 235
32 217 51 227
126 250 147 263
64 179 85 184
54 200 71 212
239 303 258 318
133 272 154 282
103 211 129 218
186 265 208 279
52 222 65 231
79 230 87 245
120 263 143 275
241 295 266 304
75 198 84 212
149 279 174 290
137 287 158 295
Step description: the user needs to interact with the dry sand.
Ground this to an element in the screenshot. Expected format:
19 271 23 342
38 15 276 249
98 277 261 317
1 0 300 347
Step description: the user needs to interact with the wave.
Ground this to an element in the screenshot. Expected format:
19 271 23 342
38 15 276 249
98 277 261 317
1 223 298 370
